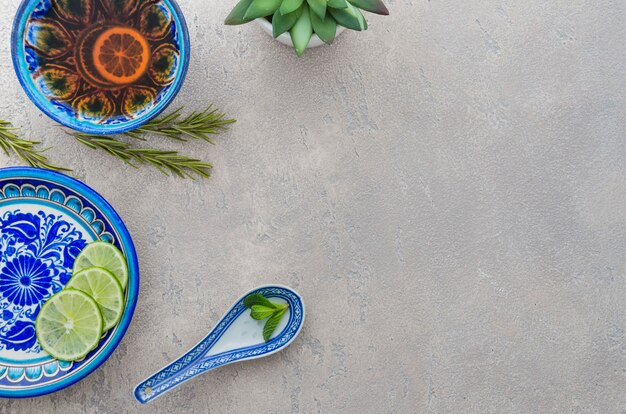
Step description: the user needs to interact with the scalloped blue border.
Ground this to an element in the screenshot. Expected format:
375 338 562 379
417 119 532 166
0 167 140 398
10 0 190 135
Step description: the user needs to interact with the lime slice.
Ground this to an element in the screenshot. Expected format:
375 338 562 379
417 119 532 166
73 241 128 290
66 267 125 331
35 289 103 361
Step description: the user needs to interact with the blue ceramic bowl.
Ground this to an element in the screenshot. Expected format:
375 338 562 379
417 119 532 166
11 0 190 135
0 167 139 397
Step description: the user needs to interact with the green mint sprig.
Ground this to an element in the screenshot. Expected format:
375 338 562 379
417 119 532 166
243 293 289 342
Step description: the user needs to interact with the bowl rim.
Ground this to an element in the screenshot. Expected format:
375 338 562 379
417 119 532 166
10 0 191 135
0 167 140 398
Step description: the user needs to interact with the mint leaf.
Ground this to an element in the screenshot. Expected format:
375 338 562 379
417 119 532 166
250 305 277 320
243 293 277 309
243 293 290 341
263 309 286 342
275 303 289 312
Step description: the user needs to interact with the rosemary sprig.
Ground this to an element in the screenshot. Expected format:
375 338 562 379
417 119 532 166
73 134 212 178
123 105 236 142
69 105 234 178
0 105 233 177
0 120 70 172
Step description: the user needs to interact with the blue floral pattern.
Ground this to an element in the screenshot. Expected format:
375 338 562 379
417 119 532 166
0 256 53 307
0 169 136 397
0 210 86 353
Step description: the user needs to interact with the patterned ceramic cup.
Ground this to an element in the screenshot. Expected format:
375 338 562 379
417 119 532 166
11 0 190 134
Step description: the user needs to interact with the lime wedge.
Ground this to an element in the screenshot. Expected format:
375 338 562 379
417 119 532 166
35 289 103 361
66 267 125 331
73 241 128 290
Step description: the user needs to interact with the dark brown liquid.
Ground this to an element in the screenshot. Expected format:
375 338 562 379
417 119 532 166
26 0 180 122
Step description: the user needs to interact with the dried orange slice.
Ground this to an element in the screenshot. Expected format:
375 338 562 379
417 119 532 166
92 27 150 85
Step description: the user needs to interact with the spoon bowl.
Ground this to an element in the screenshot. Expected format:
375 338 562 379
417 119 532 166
134 285 305 404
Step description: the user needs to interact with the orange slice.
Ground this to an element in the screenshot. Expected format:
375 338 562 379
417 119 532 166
92 27 150 85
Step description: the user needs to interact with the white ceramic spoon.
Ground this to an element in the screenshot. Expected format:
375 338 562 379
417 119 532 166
134 285 305 404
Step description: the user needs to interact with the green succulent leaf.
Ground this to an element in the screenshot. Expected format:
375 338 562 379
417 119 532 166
272 8 299 37
263 309 287 341
307 0 327 19
290 3 313 56
327 0 348 8
280 0 305 15
329 2 366 31
243 293 278 309
310 8 336 44
359 6 368 29
244 0 282 20
347 0 389 15
250 305 277 320
225 0 256 24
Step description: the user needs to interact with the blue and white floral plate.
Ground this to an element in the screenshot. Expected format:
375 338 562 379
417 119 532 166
0 167 139 397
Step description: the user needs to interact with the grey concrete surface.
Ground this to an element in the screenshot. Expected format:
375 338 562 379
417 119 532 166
1 0 625 412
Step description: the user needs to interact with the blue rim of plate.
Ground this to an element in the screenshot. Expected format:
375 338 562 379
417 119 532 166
10 0 190 135
0 167 139 398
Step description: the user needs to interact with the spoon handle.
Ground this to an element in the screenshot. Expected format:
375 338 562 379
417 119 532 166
134 354 231 404
133 332 219 404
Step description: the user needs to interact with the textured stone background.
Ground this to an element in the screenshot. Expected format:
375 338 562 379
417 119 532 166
1 0 625 412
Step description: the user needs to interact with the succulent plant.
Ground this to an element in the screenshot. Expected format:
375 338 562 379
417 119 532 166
224 0 389 56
